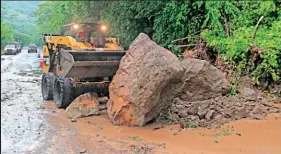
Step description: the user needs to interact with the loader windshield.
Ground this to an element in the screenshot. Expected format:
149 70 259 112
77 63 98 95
60 23 109 47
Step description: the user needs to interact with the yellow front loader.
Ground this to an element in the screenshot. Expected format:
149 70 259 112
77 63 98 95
41 23 125 108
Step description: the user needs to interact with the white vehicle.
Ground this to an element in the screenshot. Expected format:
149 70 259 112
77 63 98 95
4 44 20 55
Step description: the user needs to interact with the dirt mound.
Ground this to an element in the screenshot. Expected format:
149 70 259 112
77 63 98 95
107 33 230 126
167 93 280 128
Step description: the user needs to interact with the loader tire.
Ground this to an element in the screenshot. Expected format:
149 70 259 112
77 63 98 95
53 76 75 108
41 73 54 100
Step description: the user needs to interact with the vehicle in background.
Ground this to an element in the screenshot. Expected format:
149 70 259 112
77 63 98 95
28 44 37 53
4 44 20 55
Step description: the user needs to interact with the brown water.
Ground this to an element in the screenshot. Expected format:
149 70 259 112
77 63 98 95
42 101 281 154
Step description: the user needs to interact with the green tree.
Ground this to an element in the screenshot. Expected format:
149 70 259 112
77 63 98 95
1 19 14 49
34 1 281 86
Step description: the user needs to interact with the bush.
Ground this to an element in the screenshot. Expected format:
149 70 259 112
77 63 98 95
202 20 281 85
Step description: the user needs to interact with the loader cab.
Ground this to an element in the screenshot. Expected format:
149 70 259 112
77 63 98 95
60 23 108 48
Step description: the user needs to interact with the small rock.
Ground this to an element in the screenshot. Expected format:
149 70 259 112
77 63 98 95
251 105 268 117
186 103 199 115
175 104 184 109
66 92 100 119
152 127 161 131
99 105 107 111
197 105 208 118
188 115 199 121
178 110 188 117
79 147 87 153
70 119 77 122
214 114 222 119
240 87 257 101
214 140 219 143
205 110 215 120
235 107 247 119
249 113 264 120
269 108 279 113
236 133 241 136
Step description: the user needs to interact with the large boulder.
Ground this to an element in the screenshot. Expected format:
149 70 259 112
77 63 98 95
107 33 181 126
107 33 231 126
178 58 231 102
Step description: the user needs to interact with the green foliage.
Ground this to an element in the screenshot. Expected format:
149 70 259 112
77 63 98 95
104 1 164 48
251 20 281 83
1 19 13 49
13 31 34 47
202 19 281 85
34 1 70 34
33 1 281 86
214 126 234 137
1 1 40 47
203 1 239 33
184 121 198 128
153 1 204 48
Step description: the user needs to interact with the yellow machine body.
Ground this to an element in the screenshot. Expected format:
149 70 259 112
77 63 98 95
41 23 125 78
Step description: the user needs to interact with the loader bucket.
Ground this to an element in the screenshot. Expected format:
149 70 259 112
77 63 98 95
59 49 126 78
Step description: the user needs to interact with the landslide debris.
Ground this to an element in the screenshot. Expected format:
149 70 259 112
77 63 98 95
106 33 230 126
69 33 279 129
168 94 280 128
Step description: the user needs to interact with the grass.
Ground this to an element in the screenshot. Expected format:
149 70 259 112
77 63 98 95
185 121 199 128
214 126 234 137
129 136 142 142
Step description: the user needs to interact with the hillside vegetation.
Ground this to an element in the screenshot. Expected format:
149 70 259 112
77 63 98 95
1 1 280 92
34 1 281 91
1 1 41 47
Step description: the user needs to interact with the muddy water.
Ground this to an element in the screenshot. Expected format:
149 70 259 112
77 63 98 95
44 100 281 154
1 51 50 154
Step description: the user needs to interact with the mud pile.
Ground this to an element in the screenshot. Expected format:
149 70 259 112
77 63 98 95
107 33 230 126
168 94 280 128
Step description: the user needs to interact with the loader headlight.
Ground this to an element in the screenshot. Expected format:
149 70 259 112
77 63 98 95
101 25 107 31
73 24 79 29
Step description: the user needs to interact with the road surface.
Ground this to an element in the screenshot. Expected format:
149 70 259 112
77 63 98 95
1 49 48 154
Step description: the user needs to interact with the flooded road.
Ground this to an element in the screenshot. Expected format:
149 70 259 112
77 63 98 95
1 49 49 154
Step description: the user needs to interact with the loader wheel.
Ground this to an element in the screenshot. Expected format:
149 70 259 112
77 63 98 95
41 73 54 100
53 76 75 108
